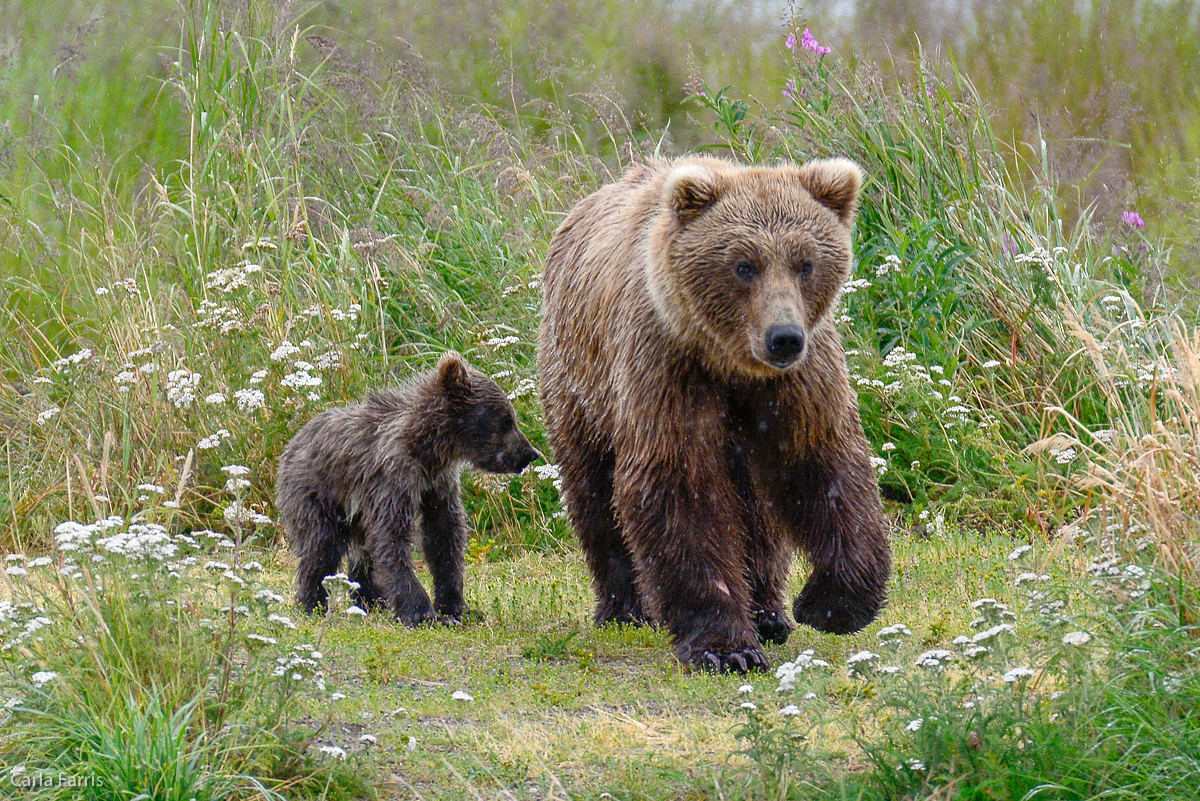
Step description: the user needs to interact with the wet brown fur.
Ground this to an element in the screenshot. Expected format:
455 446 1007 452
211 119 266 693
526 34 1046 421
276 352 539 625
538 156 890 672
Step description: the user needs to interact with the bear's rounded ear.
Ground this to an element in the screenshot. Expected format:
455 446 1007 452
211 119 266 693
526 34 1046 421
664 162 722 222
436 351 470 392
796 158 864 225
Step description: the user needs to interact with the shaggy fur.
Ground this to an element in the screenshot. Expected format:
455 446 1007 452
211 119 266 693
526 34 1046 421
538 156 890 673
276 352 539 625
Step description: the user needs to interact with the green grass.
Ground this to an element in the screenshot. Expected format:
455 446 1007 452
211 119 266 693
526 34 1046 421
0 1 1198 798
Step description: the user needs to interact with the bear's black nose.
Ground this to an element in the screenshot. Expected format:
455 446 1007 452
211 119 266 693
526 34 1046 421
765 325 805 364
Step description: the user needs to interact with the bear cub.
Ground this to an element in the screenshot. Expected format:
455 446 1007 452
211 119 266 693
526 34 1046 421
276 352 539 625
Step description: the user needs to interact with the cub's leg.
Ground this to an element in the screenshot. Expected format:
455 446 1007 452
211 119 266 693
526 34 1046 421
362 484 436 627
420 475 469 623
346 539 386 612
287 497 349 614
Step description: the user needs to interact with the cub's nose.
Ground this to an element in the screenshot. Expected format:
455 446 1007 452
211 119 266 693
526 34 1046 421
518 444 541 470
765 324 806 365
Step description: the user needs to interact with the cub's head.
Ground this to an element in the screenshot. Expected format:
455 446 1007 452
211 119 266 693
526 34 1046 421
648 157 863 377
436 352 540 474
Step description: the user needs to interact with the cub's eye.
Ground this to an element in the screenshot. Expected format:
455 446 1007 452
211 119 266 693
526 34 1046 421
797 259 814 277
734 261 757 280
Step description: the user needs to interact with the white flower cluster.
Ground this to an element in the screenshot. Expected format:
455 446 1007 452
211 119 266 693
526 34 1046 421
314 349 343 370
1015 245 1066 280
507 377 537 400
166 368 202 408
329 304 361 322
197 300 244 333
197 428 232 449
775 648 831 691
270 340 302 362
205 260 261 293
875 254 901 277
54 517 187 562
50 348 93 371
234 388 266 412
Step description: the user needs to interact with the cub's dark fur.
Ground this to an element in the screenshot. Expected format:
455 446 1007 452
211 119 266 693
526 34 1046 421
275 352 539 625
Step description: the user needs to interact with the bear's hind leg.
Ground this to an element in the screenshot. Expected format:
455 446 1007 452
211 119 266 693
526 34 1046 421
730 450 796 646
346 541 386 612
560 441 648 627
290 502 349 614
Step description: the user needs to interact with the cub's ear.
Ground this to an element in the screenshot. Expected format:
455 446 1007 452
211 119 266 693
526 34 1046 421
664 162 722 222
796 158 864 225
436 351 470 391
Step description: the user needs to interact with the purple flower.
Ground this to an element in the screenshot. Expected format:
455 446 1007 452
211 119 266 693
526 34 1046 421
1121 210 1145 229
786 32 797 52
801 28 832 56
783 80 797 100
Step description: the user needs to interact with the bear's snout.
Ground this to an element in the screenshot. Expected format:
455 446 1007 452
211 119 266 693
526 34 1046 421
764 324 806 367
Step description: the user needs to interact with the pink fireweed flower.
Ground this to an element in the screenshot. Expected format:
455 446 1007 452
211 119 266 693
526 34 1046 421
1121 211 1145 229
786 32 797 52
801 28 831 56
783 80 797 100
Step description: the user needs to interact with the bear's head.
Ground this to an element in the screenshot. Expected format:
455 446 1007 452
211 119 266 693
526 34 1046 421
436 352 541 474
647 157 863 378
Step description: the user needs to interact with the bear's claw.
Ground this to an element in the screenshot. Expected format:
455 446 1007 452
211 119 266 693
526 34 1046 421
694 647 769 674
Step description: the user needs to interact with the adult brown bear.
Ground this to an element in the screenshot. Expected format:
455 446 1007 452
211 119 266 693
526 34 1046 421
538 156 890 673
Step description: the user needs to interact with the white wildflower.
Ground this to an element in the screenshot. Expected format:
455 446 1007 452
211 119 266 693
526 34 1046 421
1061 631 1091 646
270 341 302 362
1003 666 1036 683
233 388 266 412
451 690 474 702
317 744 347 760
31 671 58 687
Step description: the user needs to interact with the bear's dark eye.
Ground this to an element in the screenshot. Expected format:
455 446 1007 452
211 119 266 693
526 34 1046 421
797 259 814 277
734 261 757 280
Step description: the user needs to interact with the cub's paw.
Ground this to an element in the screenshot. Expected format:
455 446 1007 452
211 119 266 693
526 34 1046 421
689 647 769 675
394 599 437 628
752 609 794 645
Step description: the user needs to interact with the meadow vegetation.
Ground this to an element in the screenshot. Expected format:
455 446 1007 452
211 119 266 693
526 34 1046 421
0 1 1197 798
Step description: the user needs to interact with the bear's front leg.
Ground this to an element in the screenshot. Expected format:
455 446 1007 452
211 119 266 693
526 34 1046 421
780 445 890 635
613 445 768 674
420 477 468 623
362 488 437 627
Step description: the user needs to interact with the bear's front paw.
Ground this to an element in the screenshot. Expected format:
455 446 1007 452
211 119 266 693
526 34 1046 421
793 569 884 635
752 609 794 645
687 647 769 674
